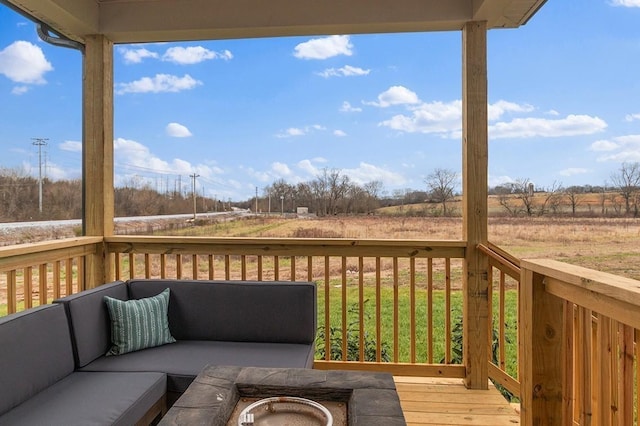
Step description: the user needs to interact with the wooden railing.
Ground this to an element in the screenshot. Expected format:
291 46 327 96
520 258 640 426
0 237 101 315
479 242 521 400
105 236 467 377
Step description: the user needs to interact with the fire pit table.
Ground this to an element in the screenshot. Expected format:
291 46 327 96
159 365 406 426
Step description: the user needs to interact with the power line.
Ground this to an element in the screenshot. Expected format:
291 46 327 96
31 137 49 214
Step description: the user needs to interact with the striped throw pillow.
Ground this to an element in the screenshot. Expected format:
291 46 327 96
104 288 176 356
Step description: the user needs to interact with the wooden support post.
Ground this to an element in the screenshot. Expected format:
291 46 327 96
83 35 114 288
520 268 565 425
462 21 489 390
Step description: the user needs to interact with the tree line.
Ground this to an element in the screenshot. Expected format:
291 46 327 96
1 162 639 222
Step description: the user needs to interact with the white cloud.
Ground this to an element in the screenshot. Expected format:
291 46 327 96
590 139 619 151
610 0 640 7
60 141 82 152
625 113 640 122
344 162 406 186
0 41 53 84
11 86 29 95
489 175 515 187
114 137 219 185
272 162 292 176
367 86 421 108
488 100 534 121
317 65 370 78
120 48 159 64
293 35 353 60
546 110 560 116
162 46 232 64
166 122 193 137
334 130 347 137
115 74 202 94
340 101 362 112
559 167 589 176
490 115 607 139
275 124 325 138
379 100 461 135
593 134 640 162
297 158 327 175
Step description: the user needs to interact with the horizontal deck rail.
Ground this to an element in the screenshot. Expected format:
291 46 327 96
105 236 468 377
520 258 640 426
0 237 101 315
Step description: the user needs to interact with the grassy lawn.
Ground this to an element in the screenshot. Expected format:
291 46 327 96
314 283 519 378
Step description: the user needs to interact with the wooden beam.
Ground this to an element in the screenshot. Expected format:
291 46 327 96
462 21 489 390
83 34 113 287
519 268 565 425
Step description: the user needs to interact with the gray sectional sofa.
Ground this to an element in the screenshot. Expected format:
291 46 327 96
0 279 317 425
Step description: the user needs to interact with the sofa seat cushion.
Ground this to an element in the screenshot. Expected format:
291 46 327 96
0 371 166 426
80 340 315 393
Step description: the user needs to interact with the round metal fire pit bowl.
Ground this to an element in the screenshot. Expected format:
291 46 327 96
237 396 333 426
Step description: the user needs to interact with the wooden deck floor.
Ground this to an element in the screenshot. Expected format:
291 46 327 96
394 376 520 425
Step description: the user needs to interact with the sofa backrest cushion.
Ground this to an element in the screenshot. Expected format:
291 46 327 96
54 281 128 367
127 279 317 344
0 304 75 416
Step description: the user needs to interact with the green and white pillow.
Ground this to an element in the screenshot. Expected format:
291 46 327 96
104 288 176 356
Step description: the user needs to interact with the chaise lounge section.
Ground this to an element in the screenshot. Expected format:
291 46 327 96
0 279 317 425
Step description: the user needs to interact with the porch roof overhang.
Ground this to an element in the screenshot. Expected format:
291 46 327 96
6 0 546 44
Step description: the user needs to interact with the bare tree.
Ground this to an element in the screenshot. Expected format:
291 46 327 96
610 162 640 217
537 181 563 216
424 168 458 216
564 186 584 216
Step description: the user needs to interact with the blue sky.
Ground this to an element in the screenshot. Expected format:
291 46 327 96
1 1 639 201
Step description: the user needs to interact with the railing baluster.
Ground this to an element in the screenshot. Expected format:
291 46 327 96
274 256 279 281
257 255 263 281
224 255 230 280
193 254 199 279
160 254 166 279
427 258 433 364
208 254 214 280
358 256 364 362
620 324 634 426
341 257 347 361
53 261 61 300
176 254 182 279
66 258 73 294
290 256 296 281
145 254 151 278
375 257 381 363
499 271 506 369
445 258 451 364
393 257 399 363
39 264 47 306
324 255 330 361
307 256 312 282
24 267 32 309
410 257 416 364
241 255 246 280
128 253 135 279
578 307 592 425
598 315 613 425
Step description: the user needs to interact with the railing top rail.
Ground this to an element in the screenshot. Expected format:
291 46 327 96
0 236 102 258
522 258 640 329
105 236 467 258
105 236 466 247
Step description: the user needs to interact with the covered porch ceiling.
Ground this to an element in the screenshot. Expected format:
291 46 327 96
7 0 546 44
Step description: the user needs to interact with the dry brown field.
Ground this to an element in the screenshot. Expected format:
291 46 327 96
172 215 640 281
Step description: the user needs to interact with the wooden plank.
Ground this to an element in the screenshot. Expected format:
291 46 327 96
0 240 98 272
520 268 565 426
521 258 640 308
545 276 640 330
597 315 613 426
462 20 489 390
314 361 466 378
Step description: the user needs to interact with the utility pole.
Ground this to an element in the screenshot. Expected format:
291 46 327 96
190 173 199 220
214 194 217 212
255 186 258 214
32 138 48 214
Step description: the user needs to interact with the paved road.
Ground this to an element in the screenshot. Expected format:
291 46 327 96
0 210 249 231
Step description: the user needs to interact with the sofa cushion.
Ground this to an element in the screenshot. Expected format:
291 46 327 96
104 288 176 356
80 340 315 393
53 281 129 367
127 279 317 343
0 304 75 416
0 371 166 426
